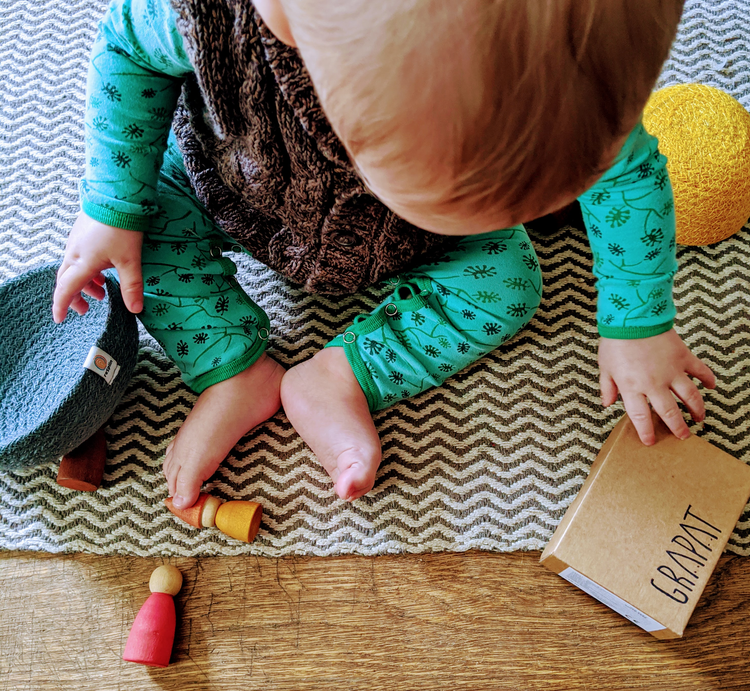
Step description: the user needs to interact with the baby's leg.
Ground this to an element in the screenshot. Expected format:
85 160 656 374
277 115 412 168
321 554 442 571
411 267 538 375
162 352 284 508
282 226 543 501
141 139 284 509
281 347 380 502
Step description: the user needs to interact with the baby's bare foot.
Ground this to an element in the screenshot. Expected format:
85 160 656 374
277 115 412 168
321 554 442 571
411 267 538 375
164 353 285 509
280 347 381 501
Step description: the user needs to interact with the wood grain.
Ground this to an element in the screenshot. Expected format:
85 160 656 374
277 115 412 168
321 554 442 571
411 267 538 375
1 550 749 690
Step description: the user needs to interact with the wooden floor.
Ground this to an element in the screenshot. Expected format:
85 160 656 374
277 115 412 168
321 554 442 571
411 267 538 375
1 550 749 690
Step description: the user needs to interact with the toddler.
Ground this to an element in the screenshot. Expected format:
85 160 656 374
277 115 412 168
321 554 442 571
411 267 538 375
52 0 715 509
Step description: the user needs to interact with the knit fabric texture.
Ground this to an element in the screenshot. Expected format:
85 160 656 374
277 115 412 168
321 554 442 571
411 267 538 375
0 264 139 469
169 0 451 296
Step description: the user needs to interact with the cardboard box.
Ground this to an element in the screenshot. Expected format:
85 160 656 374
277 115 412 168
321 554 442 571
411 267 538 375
540 414 750 639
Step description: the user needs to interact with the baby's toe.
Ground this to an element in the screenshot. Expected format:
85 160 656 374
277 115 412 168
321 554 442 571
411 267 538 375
172 469 205 510
334 452 377 502
163 443 179 496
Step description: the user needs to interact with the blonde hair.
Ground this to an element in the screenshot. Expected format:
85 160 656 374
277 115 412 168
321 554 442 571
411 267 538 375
282 0 685 229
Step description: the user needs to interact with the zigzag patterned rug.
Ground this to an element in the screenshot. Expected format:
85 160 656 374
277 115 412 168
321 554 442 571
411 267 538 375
1 0 749 556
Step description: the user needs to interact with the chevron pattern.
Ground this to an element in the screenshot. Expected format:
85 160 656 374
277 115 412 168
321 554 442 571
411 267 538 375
1 0 749 556
657 0 750 109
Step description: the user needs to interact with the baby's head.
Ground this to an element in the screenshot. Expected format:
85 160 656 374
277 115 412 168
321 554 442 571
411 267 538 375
254 0 684 235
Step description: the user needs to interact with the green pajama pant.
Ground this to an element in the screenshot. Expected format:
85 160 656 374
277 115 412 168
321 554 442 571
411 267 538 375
137 140 270 393
137 137 543 404
326 233 543 410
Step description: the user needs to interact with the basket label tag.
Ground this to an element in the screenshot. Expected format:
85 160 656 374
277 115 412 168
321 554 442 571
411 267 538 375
84 347 120 385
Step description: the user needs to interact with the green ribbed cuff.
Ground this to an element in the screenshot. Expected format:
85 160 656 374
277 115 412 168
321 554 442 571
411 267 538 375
598 321 673 340
187 340 268 394
82 200 152 233
185 310 271 394
337 341 380 411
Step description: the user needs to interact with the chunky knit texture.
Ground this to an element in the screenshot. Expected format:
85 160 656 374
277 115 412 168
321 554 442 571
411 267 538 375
169 0 451 295
0 264 139 469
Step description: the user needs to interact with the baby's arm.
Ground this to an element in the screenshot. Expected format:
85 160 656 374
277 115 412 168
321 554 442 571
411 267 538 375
53 0 192 322
578 122 715 444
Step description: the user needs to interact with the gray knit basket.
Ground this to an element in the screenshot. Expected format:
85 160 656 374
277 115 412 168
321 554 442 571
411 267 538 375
0 263 139 469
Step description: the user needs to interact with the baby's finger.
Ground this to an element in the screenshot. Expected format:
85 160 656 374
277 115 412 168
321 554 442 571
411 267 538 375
649 390 691 441
599 371 619 407
70 293 90 317
620 392 655 445
115 260 144 315
52 261 71 318
671 374 705 423
53 264 96 323
56 259 70 281
685 354 716 390
81 279 106 302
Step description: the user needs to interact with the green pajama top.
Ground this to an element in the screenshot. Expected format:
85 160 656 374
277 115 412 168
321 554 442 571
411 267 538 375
80 0 678 341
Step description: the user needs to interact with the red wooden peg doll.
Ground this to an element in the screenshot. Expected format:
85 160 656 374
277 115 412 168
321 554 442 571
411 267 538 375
122 564 183 667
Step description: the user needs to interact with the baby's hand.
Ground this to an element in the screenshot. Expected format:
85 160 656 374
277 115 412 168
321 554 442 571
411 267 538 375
52 212 144 323
598 329 716 445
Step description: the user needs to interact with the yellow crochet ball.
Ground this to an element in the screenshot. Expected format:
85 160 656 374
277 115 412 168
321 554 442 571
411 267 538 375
643 84 750 246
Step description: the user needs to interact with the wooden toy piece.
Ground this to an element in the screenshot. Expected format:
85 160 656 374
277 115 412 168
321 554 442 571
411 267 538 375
56 426 107 491
164 493 263 543
164 492 222 528
123 565 183 668
215 500 263 543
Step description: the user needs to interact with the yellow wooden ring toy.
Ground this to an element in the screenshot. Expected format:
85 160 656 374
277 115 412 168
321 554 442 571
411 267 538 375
643 84 750 246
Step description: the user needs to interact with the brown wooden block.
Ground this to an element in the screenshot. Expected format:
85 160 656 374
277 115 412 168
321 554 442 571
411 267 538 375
214 500 263 543
56 427 107 491
164 493 222 529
